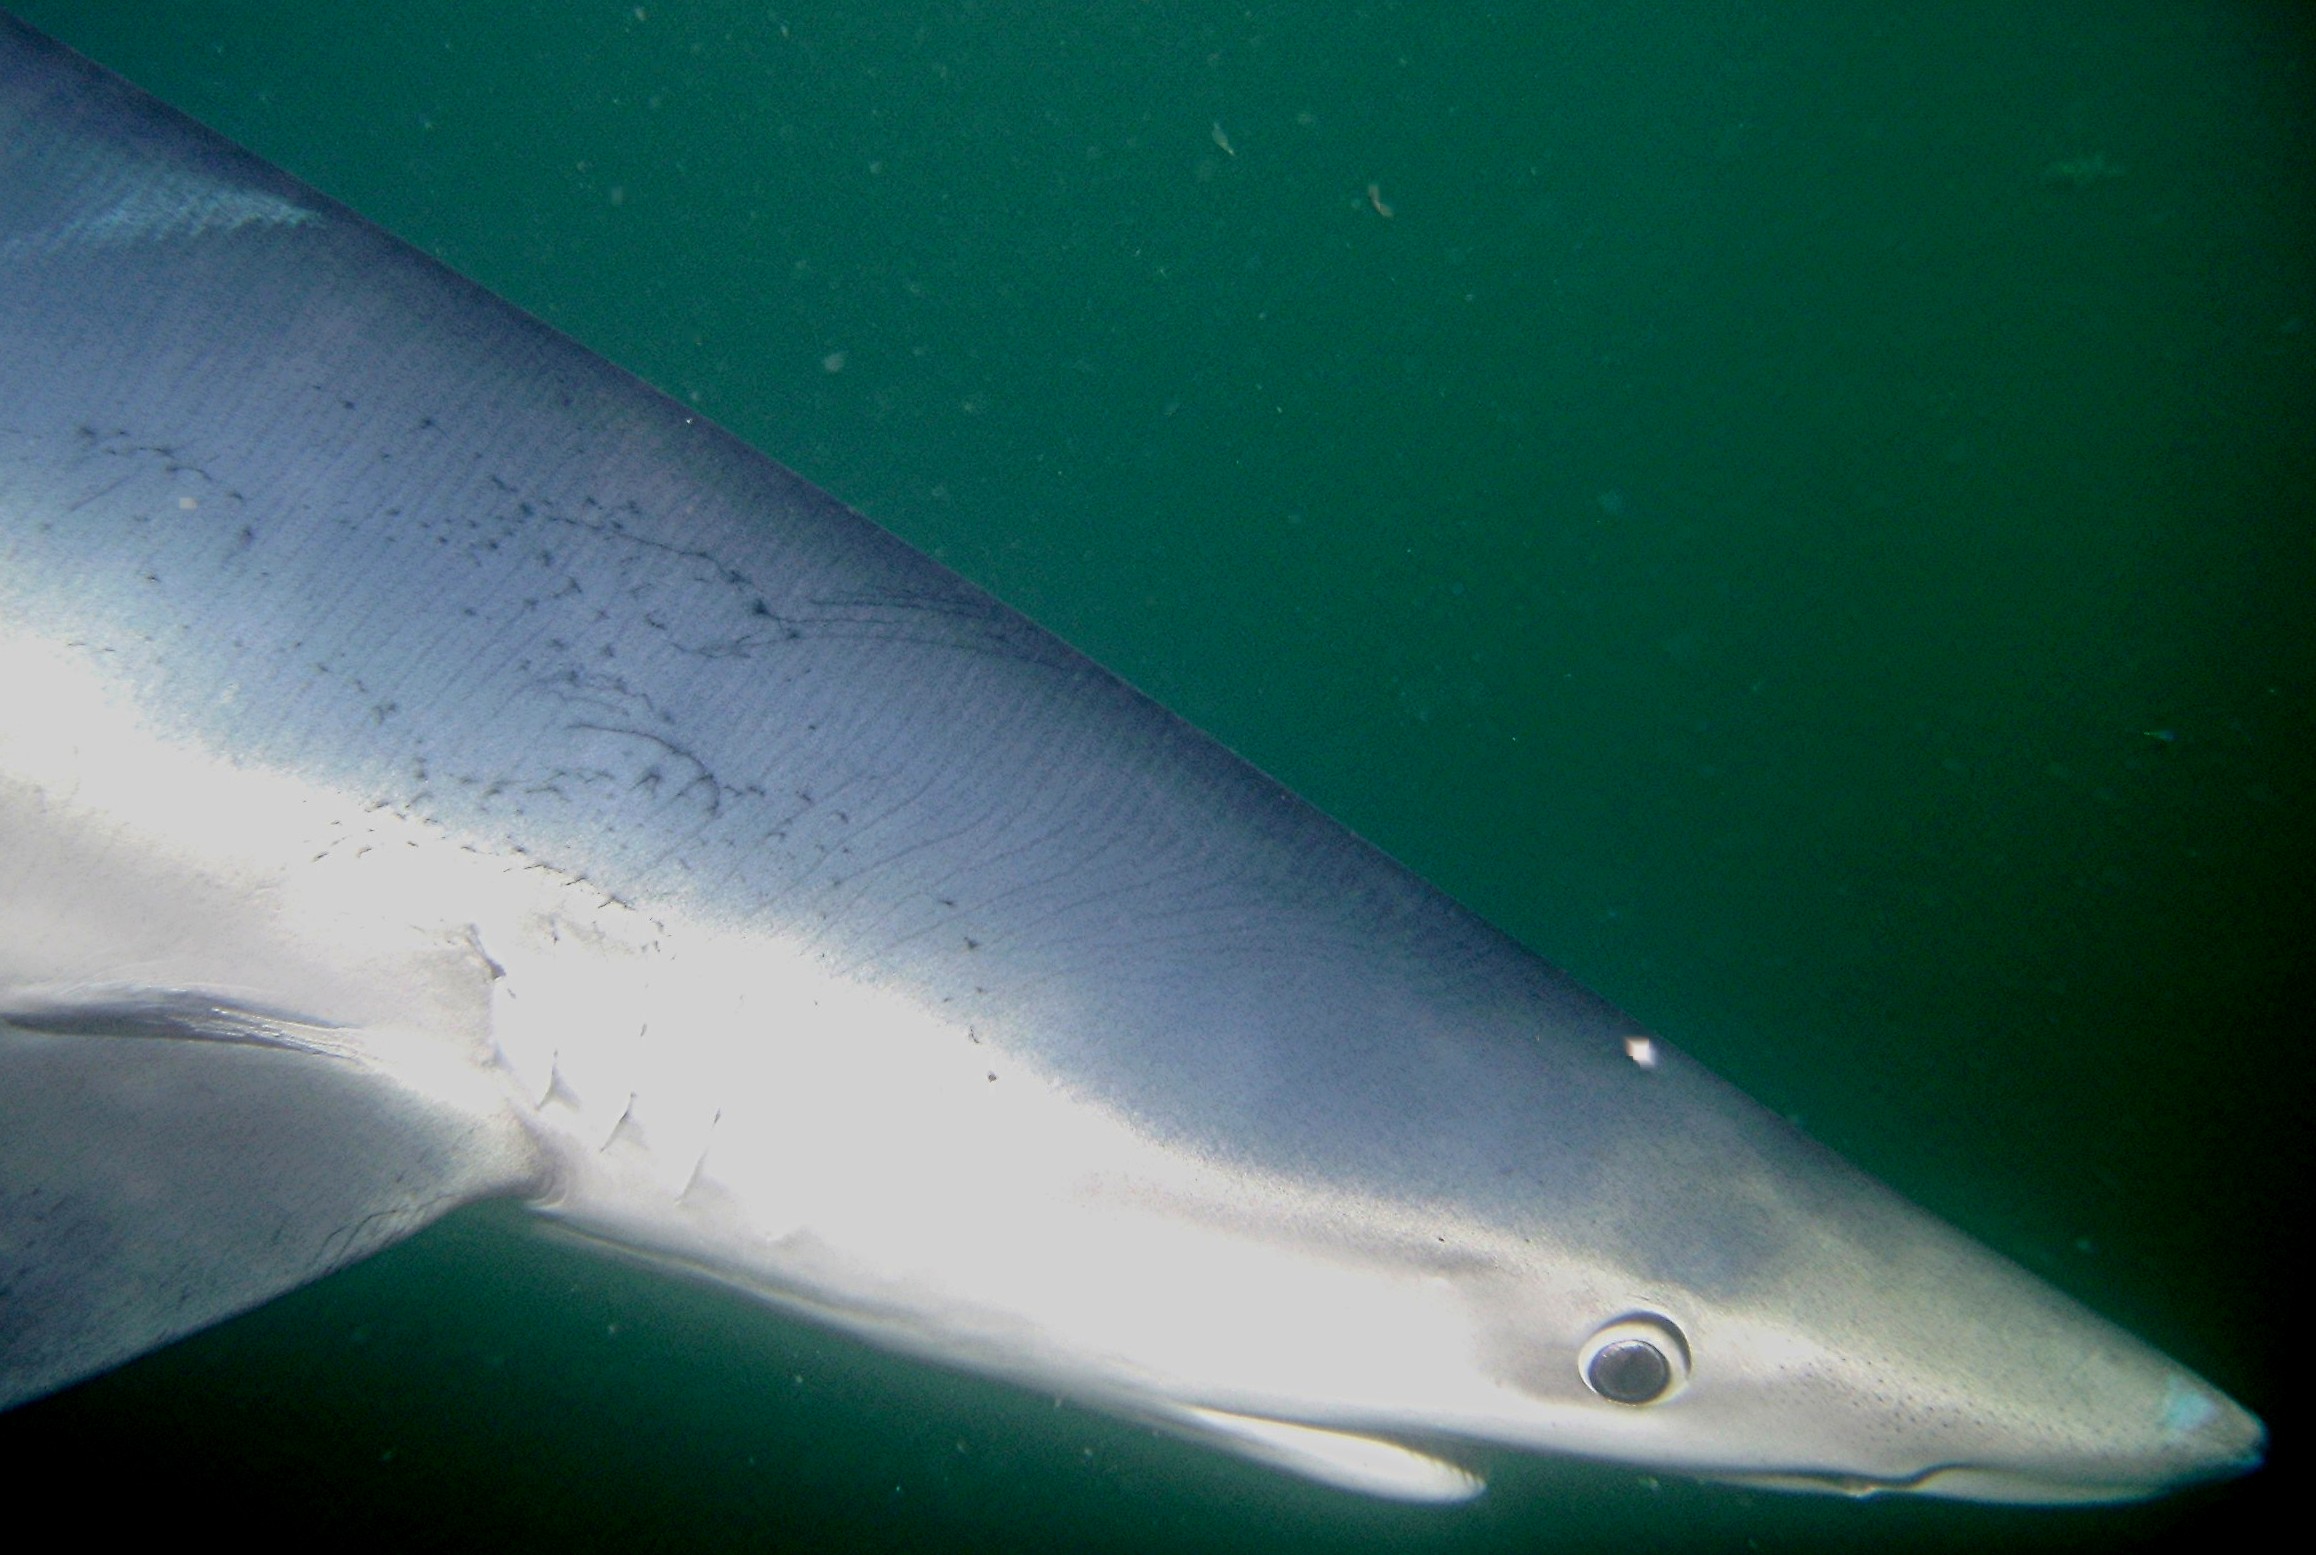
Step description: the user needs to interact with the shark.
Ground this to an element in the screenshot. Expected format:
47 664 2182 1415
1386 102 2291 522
0 14 2265 1512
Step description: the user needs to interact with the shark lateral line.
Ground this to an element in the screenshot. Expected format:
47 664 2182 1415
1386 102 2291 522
0 16 2262 1508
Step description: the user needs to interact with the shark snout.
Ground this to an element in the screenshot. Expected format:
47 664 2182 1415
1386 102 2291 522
1896 1381 2263 1503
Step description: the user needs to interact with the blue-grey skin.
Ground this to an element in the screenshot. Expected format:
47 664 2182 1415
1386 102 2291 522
0 17 2265 1506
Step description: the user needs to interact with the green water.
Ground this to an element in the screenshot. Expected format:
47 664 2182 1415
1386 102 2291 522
6 2 2305 1548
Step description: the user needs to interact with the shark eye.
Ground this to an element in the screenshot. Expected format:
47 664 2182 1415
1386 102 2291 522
1579 1314 1690 1405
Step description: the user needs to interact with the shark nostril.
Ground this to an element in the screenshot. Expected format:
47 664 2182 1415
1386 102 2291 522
2158 1374 2221 1438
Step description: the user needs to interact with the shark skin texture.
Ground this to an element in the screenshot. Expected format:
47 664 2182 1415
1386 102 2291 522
0 11 2265 1527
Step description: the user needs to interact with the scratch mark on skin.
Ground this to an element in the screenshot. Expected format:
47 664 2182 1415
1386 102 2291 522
316 1192 465 1276
563 722 769 819
463 472 1084 673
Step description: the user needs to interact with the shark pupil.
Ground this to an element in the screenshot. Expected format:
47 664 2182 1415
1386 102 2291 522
1587 1338 1672 1404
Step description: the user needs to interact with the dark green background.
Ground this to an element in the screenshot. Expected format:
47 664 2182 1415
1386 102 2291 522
5 3 2306 1550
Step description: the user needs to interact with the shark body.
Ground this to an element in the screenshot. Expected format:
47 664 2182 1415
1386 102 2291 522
0 16 2264 1510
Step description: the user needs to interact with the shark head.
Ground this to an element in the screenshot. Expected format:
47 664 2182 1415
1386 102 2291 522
982 1022 2268 1506
548 940 2262 1508
1447 1071 2268 1502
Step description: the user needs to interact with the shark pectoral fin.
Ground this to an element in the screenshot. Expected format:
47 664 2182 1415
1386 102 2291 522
1171 1406 1486 1503
0 1001 538 1410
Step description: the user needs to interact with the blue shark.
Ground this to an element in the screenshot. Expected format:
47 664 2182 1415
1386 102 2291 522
0 15 2264 1510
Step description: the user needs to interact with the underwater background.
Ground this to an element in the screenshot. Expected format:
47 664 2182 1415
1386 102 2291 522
4 2 2306 1549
